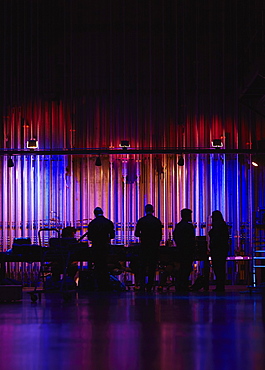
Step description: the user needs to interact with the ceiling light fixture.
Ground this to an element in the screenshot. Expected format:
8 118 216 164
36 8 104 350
211 139 223 148
119 140 130 150
7 157 14 168
177 155 184 166
27 139 38 150
95 155 102 166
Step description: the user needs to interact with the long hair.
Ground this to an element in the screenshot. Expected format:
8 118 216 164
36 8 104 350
212 210 225 225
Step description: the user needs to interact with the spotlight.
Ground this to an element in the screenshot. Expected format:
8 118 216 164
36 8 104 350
27 138 38 149
252 161 258 167
119 140 130 149
7 157 14 168
177 155 184 166
95 155 102 166
212 139 223 148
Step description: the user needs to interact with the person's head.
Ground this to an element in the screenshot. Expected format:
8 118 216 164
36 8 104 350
181 208 192 222
145 204 154 214
61 226 76 238
94 207 104 217
211 210 224 223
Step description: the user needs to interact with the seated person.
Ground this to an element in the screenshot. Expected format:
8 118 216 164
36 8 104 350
61 226 77 241
50 226 78 283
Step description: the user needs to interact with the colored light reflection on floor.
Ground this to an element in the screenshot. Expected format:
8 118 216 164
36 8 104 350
0 290 264 370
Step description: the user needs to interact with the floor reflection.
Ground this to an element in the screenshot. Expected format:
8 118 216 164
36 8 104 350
0 290 263 370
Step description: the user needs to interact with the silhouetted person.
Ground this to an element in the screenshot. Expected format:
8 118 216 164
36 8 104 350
209 210 229 292
86 207 115 291
135 204 162 292
51 226 78 283
173 208 195 291
61 226 76 239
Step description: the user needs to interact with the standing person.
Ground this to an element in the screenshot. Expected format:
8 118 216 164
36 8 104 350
86 207 115 291
173 208 195 291
209 210 229 292
135 204 163 292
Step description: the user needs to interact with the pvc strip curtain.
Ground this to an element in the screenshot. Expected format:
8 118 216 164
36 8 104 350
1 1 265 253
0 145 255 255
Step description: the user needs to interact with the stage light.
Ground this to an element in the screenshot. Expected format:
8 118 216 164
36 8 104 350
252 161 258 167
119 140 130 149
95 155 102 166
212 139 223 147
7 157 14 168
27 139 38 149
177 155 184 166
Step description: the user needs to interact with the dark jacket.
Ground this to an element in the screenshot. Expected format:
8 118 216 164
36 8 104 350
209 221 229 257
135 214 162 248
87 216 115 248
173 220 195 259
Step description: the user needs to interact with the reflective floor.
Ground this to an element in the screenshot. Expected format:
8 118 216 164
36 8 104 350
0 287 264 370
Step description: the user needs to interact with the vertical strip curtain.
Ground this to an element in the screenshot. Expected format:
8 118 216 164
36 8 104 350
0 0 265 256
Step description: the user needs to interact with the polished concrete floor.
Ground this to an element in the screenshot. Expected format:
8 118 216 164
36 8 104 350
0 286 264 370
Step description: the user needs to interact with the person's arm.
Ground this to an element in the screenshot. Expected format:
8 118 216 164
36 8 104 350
172 225 177 244
109 222 115 239
191 224 196 245
135 220 141 237
86 223 94 241
76 231 88 242
159 221 163 241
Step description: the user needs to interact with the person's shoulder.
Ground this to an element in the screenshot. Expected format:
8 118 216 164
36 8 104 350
88 218 96 225
103 216 114 224
108 218 114 225
153 215 162 224
175 220 193 230
174 220 183 228
216 221 228 229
